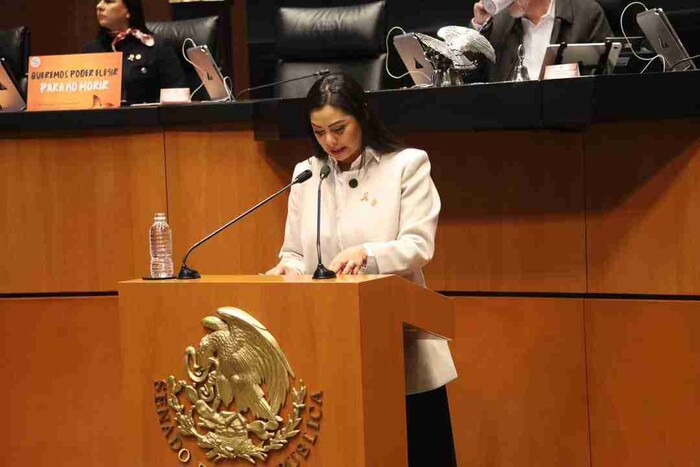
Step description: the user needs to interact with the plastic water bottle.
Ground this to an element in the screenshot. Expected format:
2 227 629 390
149 213 174 278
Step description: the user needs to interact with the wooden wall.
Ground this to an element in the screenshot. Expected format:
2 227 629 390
586 120 700 294
164 123 301 274
4 119 699 294
412 130 586 293
0 297 122 466
585 299 700 466
447 297 589 466
1 118 699 465
447 296 700 466
0 129 166 293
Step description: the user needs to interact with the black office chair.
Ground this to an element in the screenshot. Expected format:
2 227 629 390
146 16 223 100
274 1 387 99
0 26 30 97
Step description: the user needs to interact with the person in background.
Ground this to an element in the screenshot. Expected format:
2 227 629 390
83 0 186 104
266 73 458 466
471 0 613 81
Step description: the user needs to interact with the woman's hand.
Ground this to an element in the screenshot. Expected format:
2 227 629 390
329 246 368 275
265 264 301 275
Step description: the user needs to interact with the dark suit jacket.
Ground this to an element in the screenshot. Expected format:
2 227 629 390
481 0 613 81
83 35 186 104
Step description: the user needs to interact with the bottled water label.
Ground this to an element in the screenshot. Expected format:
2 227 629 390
149 213 174 278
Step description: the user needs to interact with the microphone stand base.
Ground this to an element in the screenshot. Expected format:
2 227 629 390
177 264 201 280
312 264 336 280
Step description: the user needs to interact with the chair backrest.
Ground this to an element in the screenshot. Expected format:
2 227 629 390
274 1 387 99
146 16 221 99
0 26 30 95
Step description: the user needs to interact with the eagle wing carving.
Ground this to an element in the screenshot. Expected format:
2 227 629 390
437 26 496 64
216 307 295 421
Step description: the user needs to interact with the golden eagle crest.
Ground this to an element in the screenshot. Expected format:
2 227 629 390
166 307 306 463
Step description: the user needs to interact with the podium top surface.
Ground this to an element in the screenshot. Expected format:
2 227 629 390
120 274 451 313
122 274 390 285
119 273 453 339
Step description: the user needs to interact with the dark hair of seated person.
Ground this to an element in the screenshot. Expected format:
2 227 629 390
94 0 149 48
83 0 186 104
305 73 401 159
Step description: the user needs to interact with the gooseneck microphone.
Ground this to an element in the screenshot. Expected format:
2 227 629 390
312 165 336 280
178 169 313 280
235 69 331 100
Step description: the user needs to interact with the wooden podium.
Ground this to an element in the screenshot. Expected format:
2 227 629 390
118 275 453 467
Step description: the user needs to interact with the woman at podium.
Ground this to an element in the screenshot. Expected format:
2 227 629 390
83 0 185 104
266 73 458 466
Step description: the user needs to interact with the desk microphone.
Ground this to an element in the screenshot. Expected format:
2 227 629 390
177 169 313 279
235 69 331 100
312 165 336 280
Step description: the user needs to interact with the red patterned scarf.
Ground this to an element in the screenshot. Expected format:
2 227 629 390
111 28 155 52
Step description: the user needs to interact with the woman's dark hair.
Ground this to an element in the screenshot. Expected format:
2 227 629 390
305 73 401 158
96 0 150 47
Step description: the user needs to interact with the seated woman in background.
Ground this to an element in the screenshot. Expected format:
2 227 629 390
266 73 457 466
83 0 185 104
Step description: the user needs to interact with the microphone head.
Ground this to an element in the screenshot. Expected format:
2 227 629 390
294 169 313 184
320 165 331 180
317 69 331 76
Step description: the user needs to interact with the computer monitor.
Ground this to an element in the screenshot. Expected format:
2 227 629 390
185 45 231 101
538 41 622 79
637 8 697 71
392 33 436 87
0 57 26 111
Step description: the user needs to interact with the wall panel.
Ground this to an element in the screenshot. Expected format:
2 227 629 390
164 124 306 275
447 296 590 467
586 299 700 466
0 297 122 466
586 119 700 294
408 130 586 293
0 129 166 293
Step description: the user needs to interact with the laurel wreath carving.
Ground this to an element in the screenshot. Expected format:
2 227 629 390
167 373 307 463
